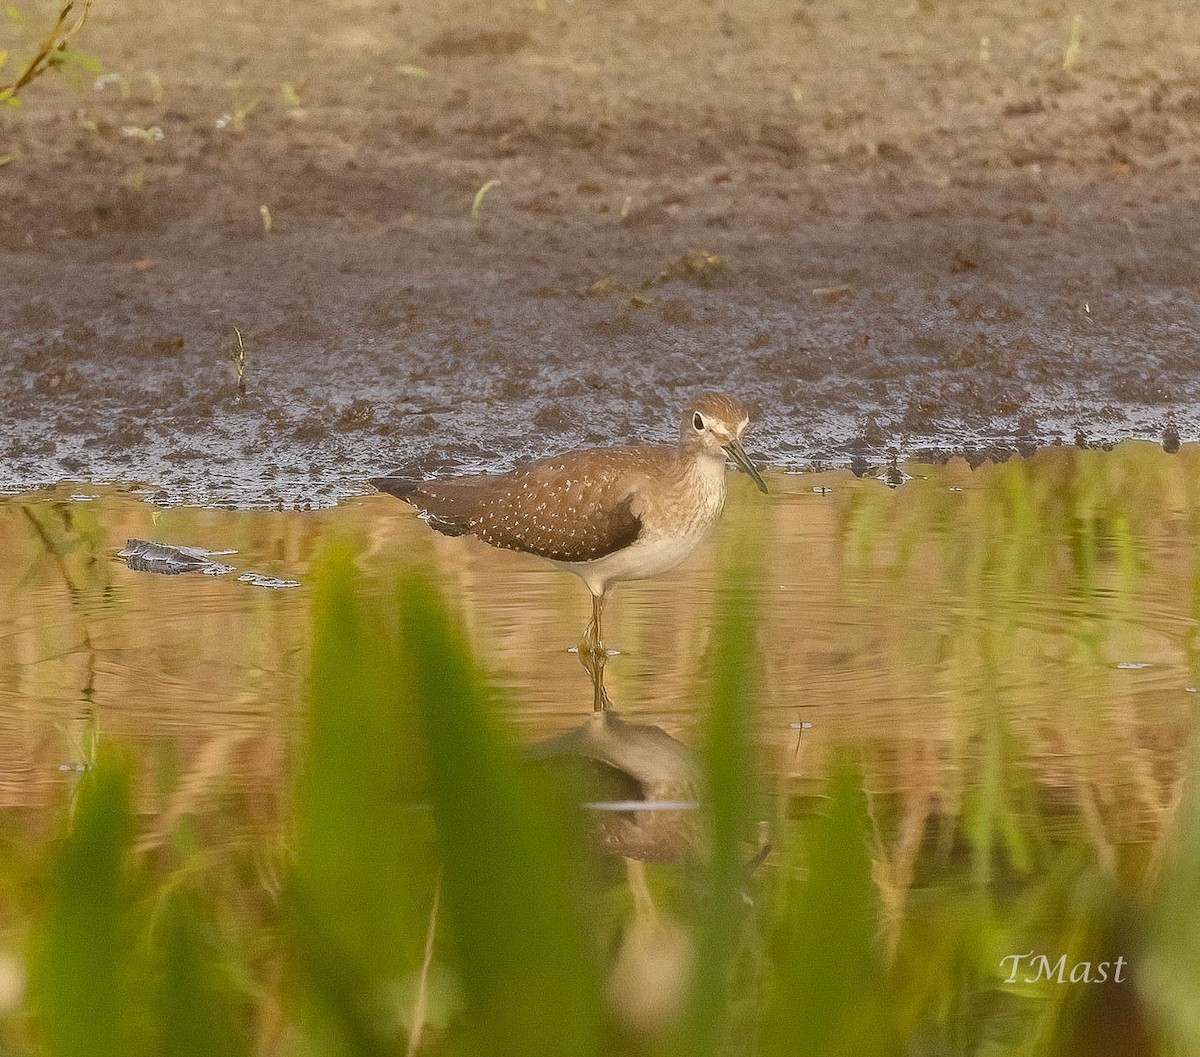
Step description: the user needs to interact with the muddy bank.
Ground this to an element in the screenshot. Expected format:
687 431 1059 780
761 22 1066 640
2 0 1198 506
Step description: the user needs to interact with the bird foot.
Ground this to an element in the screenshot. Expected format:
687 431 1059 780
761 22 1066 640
568 640 620 659
575 638 616 711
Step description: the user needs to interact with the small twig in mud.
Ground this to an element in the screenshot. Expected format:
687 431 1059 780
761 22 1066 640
471 178 501 220
813 283 853 302
0 1 92 104
226 327 249 397
119 124 164 143
1062 14 1084 72
215 96 262 132
259 204 272 234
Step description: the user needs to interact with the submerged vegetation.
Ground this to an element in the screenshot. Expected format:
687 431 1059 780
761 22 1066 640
1 443 1199 1053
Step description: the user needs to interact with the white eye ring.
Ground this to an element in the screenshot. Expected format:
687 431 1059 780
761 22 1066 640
693 412 705 432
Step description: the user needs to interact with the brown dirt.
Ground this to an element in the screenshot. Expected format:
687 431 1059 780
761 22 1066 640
2 0 1198 506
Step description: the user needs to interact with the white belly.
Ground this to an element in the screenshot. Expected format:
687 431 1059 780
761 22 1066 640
558 529 712 596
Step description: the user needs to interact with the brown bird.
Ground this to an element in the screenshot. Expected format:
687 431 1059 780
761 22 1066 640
372 392 767 660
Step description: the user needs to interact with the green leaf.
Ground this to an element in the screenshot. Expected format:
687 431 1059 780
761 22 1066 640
152 889 252 1057
35 755 138 1057
54 48 104 75
290 547 433 1054
763 760 885 1057
397 571 606 1057
672 528 764 1056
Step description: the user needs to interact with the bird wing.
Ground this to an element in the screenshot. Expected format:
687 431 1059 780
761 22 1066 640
373 448 652 562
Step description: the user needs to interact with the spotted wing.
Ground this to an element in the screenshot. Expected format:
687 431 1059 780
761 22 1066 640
374 450 649 562
472 469 643 563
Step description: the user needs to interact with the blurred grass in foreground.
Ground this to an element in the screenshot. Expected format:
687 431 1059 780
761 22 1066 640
4 445 1200 1054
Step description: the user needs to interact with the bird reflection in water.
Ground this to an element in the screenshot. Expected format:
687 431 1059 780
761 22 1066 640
529 709 701 864
530 708 764 1033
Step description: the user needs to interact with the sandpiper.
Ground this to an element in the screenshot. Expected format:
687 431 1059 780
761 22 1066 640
372 392 767 664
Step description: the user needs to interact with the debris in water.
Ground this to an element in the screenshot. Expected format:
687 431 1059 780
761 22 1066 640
879 459 912 488
582 800 700 812
237 573 301 589
1115 662 1151 670
118 539 236 576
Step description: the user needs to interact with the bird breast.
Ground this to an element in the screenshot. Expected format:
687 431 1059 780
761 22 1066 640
638 452 728 538
563 453 728 594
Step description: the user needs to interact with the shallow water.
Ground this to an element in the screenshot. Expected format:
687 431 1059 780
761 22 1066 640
5 441 1200 1052
3 441 1198 858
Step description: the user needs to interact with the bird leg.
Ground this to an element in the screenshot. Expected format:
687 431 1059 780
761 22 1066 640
581 590 609 661
580 591 613 711
580 645 613 712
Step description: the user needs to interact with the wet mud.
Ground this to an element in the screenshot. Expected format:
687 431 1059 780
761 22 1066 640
2 0 1198 506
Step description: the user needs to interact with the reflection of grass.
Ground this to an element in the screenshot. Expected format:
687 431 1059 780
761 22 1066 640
4 445 1200 1053
835 445 1193 854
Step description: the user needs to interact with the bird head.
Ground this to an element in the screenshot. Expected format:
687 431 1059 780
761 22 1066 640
680 392 767 493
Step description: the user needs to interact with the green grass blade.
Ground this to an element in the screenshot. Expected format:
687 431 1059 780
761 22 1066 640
152 889 252 1057
290 547 432 1054
1144 746 1200 1050
35 755 137 1057
397 572 606 1057
763 760 883 1057
673 563 762 1055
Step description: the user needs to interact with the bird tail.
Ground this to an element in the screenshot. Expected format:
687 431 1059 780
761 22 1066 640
370 476 422 503
370 476 475 538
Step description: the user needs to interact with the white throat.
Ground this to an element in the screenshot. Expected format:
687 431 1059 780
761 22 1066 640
692 447 731 488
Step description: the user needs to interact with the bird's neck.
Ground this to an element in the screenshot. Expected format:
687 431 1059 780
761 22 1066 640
678 445 729 492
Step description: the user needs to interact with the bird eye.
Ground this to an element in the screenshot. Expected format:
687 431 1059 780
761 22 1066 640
693 412 705 432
